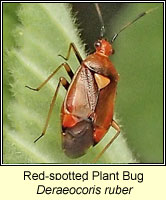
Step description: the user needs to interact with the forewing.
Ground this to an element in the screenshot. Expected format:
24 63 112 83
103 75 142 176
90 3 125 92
94 81 117 130
64 65 98 119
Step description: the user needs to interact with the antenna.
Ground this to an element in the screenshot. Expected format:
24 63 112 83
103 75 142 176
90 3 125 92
111 6 161 43
94 3 105 38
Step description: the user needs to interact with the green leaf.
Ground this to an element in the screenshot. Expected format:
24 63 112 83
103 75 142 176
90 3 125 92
3 3 20 123
4 3 162 164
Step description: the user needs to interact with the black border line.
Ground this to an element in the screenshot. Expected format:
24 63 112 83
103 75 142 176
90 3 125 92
1 1 165 166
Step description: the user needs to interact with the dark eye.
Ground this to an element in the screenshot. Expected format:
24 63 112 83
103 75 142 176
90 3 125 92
94 41 101 48
112 49 115 54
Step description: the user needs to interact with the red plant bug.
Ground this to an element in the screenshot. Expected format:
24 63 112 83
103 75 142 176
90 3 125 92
26 4 160 163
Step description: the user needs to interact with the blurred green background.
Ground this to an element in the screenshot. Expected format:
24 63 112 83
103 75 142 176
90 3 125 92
3 3 163 163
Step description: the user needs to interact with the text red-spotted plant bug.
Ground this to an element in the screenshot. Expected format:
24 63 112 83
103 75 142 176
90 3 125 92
26 3 160 163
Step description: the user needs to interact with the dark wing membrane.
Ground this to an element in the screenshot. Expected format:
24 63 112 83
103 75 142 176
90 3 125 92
64 65 98 119
62 119 94 158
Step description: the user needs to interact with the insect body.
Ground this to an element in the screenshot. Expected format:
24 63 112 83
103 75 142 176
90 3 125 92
26 4 159 162
61 39 120 159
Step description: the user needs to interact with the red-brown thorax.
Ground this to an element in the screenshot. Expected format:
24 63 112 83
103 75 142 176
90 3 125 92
94 39 113 57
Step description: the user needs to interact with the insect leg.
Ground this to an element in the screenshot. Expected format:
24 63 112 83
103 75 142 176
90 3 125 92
34 77 70 143
59 43 83 64
92 120 120 163
25 62 74 91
